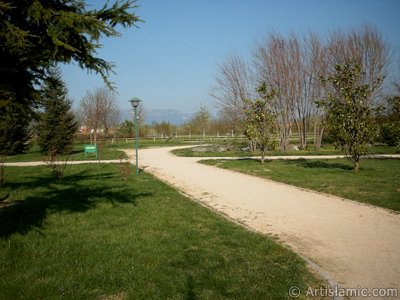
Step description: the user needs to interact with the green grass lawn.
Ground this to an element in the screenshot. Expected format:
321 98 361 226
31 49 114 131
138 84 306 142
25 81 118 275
108 138 193 150
172 146 341 158
2 139 194 162
201 158 400 212
5 140 398 163
2 143 126 162
172 144 400 158
0 164 325 299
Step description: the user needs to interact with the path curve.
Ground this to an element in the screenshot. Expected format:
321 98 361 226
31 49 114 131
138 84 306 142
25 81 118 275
126 146 400 299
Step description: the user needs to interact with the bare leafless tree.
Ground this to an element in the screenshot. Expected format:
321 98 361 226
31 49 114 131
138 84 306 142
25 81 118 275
80 90 101 144
80 87 120 143
253 32 294 150
326 24 390 105
99 89 120 136
189 104 212 137
210 51 253 135
254 26 389 150
286 33 309 149
304 32 329 149
212 24 389 151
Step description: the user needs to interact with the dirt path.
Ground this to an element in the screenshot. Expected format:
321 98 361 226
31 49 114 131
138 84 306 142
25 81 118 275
125 146 400 299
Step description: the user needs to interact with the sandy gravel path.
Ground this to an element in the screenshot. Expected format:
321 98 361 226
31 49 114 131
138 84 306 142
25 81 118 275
125 146 400 299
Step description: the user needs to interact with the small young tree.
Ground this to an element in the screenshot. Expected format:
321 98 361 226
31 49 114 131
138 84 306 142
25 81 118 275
190 105 212 137
318 63 380 171
118 120 135 137
37 67 77 155
244 85 277 163
154 121 175 138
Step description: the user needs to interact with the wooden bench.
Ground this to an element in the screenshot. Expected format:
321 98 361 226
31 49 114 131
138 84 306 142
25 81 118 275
84 144 97 158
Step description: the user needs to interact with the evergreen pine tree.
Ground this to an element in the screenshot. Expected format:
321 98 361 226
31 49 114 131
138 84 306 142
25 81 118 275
0 1 140 154
37 67 77 155
0 108 30 155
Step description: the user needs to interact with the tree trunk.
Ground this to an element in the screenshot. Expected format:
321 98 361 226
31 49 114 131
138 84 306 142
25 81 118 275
279 123 291 151
294 120 302 148
250 140 257 154
0 158 5 187
294 119 307 150
313 119 324 150
260 151 265 163
302 118 308 149
354 160 360 172
316 127 324 149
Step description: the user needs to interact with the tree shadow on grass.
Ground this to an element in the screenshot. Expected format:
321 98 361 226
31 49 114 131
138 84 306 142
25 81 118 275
186 274 196 300
0 168 153 238
282 159 354 171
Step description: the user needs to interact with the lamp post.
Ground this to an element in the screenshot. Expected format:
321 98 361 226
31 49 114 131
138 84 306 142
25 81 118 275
129 97 141 176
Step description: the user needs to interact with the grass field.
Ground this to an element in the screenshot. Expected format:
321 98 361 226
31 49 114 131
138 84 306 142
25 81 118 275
201 158 400 212
0 164 325 299
2 139 192 162
4 138 399 163
2 143 126 163
172 144 400 158
172 145 341 158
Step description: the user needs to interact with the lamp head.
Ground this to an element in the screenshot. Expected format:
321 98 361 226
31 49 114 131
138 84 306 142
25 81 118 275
129 97 142 108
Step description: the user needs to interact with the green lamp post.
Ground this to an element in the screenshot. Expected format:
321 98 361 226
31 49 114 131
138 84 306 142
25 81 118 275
129 97 141 176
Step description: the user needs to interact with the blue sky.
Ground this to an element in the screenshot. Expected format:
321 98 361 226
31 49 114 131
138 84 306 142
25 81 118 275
62 0 400 115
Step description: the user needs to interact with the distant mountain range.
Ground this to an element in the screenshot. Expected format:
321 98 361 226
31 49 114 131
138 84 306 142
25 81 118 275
145 109 191 125
121 109 191 125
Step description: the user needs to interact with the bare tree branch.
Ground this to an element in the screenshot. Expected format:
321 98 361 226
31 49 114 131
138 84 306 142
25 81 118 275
210 51 253 135
79 87 120 143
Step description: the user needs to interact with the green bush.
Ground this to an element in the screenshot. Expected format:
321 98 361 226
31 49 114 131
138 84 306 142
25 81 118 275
379 122 400 146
